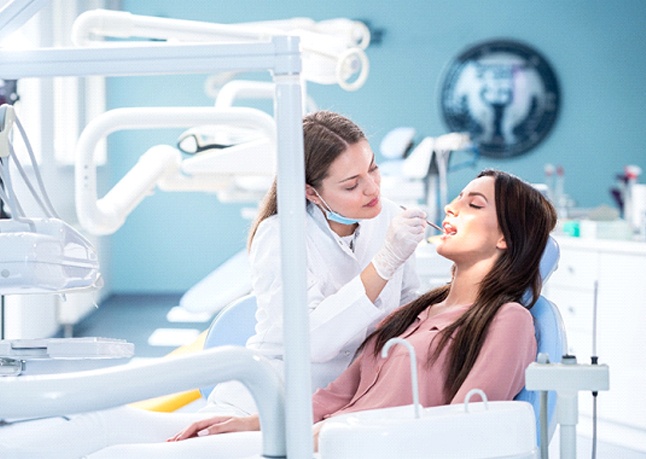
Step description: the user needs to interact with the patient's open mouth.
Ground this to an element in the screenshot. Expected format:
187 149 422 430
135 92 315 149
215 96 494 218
443 223 457 236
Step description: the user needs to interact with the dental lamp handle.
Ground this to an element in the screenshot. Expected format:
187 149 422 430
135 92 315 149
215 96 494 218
381 337 421 418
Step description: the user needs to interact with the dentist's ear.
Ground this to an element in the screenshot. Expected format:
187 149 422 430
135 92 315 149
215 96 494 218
305 184 319 204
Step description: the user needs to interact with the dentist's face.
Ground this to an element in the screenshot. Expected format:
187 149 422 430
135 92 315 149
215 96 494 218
436 175 506 265
308 139 382 222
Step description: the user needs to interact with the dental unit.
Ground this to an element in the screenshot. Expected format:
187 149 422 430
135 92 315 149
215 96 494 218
0 102 129 377
0 2 612 458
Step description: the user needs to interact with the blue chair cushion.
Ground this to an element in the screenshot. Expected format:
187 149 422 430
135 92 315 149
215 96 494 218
199 294 258 398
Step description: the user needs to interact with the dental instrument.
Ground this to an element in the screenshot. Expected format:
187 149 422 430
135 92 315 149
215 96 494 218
399 204 443 233
0 103 130 376
526 274 610 459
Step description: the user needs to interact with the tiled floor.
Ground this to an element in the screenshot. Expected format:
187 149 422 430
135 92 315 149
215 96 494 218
76 293 646 459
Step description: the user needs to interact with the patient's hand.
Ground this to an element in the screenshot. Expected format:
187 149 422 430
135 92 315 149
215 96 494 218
166 414 260 442
312 420 326 452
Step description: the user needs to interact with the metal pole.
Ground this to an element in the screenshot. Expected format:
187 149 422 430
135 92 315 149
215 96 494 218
273 37 312 457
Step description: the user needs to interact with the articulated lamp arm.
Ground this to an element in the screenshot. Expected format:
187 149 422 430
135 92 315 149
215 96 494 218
75 106 275 235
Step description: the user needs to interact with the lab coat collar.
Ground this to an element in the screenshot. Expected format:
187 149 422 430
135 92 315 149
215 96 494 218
307 202 361 255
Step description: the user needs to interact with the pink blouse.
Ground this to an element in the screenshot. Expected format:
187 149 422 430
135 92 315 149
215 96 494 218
312 302 537 422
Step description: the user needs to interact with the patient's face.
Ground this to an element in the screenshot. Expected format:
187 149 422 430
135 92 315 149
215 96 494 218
317 140 382 221
435 175 505 265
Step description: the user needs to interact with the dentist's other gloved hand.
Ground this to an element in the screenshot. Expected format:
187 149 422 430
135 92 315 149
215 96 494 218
372 208 427 280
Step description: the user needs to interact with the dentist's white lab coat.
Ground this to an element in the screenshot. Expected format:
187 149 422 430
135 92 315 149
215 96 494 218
207 198 421 415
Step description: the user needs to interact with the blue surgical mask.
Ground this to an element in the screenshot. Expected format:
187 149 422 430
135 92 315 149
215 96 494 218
312 189 361 225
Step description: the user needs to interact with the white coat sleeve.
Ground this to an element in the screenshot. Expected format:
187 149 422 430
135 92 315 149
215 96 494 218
249 221 385 363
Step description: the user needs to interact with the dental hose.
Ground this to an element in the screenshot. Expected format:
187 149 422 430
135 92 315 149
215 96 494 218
586 280 601 459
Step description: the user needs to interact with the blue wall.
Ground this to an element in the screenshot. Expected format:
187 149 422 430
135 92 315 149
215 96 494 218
107 0 646 293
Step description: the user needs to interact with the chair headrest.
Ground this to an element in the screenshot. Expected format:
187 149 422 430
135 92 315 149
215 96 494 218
522 235 560 306
538 236 560 285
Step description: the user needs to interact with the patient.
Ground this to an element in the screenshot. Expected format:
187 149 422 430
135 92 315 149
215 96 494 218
166 168 557 448
0 169 556 458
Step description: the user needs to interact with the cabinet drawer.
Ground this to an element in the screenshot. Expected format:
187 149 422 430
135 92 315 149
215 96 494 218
549 249 599 289
546 288 595 335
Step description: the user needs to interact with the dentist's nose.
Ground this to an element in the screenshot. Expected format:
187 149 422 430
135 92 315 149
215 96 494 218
364 175 380 195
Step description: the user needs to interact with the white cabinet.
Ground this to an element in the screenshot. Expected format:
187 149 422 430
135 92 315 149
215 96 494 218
545 236 646 452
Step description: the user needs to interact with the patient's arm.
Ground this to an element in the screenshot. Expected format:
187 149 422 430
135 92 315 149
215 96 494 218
167 414 260 441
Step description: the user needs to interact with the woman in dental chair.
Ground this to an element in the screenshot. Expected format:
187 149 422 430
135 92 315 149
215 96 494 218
161 168 558 453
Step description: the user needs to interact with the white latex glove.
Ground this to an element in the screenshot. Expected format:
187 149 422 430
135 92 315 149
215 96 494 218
372 208 427 280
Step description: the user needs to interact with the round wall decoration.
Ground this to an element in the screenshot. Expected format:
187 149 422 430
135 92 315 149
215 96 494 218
440 39 560 159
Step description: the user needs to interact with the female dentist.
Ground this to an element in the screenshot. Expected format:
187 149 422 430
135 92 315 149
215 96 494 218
207 110 428 414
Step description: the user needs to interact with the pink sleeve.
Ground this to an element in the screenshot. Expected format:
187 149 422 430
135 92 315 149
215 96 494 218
311 354 364 422
451 303 537 404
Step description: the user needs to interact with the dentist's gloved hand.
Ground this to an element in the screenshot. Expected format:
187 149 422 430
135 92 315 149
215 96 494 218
372 208 427 280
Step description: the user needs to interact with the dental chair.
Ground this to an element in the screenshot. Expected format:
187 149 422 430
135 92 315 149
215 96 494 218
515 236 567 449
199 293 258 399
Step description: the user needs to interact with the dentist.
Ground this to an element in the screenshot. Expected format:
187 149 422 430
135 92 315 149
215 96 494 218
207 110 427 415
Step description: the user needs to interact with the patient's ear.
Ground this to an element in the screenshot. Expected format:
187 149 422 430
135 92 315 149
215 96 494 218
496 235 507 250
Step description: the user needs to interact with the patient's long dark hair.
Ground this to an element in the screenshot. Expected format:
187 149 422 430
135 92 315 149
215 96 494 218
362 169 558 403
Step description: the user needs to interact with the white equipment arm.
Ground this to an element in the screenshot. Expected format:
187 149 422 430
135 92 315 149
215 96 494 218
71 9 370 91
0 346 287 458
75 106 275 235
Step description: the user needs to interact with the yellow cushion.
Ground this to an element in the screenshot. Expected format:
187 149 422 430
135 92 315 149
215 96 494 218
129 330 207 412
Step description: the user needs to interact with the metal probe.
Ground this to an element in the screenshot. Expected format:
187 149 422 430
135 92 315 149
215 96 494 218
399 205 444 233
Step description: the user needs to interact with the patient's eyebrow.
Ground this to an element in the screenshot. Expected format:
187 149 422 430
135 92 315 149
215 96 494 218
466 191 489 202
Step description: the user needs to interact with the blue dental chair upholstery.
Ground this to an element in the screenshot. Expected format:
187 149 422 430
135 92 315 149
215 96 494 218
515 236 567 447
199 293 258 398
